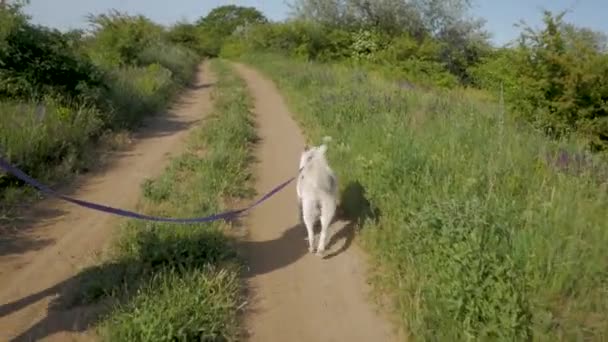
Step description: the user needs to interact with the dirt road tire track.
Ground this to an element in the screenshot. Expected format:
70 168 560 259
0 62 215 341
233 63 398 342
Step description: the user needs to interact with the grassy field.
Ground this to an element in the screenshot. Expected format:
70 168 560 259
242 54 608 341
63 60 254 341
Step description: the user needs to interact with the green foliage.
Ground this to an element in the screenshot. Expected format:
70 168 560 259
0 99 102 191
101 63 177 128
218 3 608 150
86 10 164 67
473 10 608 150
165 21 202 53
377 34 440 62
196 5 268 57
219 2 490 88
243 20 338 60
372 34 459 87
0 5 199 216
349 29 386 61
0 7 105 103
287 0 492 82
99 267 241 341
136 41 199 84
245 53 608 341
0 1 28 45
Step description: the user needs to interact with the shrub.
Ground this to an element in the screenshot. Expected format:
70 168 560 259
196 5 268 57
137 41 199 84
472 11 608 150
101 64 176 128
0 6 105 103
86 10 164 67
165 21 202 53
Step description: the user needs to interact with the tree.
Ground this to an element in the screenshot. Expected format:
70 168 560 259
196 5 268 57
0 8 104 102
561 23 607 54
86 10 164 66
287 0 479 39
287 0 491 82
288 0 424 37
509 10 608 149
197 5 268 32
166 21 201 52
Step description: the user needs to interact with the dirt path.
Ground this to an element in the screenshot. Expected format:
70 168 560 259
0 62 215 341
234 63 398 342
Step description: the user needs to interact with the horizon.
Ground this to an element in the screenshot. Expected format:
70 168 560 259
21 0 608 47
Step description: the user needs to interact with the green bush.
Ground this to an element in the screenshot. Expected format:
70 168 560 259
0 6 105 103
165 21 202 54
102 64 177 128
196 5 268 57
137 41 199 84
86 10 164 67
471 11 608 151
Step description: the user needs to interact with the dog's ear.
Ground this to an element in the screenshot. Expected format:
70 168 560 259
303 144 310 151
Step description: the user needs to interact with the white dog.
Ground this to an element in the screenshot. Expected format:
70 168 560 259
296 136 339 256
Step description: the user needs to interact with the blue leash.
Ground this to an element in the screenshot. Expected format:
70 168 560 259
0 155 296 224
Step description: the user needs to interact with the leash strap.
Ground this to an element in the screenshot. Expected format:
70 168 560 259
0 155 296 224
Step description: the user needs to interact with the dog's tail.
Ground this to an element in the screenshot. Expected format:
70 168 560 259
319 136 332 154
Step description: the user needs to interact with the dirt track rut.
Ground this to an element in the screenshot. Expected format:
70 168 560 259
234 63 397 342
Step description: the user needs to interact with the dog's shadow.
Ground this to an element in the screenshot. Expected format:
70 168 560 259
321 219 355 260
323 180 380 260
0 228 236 341
237 180 379 276
238 223 309 278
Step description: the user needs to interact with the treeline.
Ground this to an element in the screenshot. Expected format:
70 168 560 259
185 1 608 152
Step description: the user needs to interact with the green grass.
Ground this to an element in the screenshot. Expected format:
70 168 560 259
0 98 104 218
61 59 255 341
101 63 181 128
136 41 200 86
241 53 608 341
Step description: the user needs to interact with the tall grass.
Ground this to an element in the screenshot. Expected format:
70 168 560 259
137 42 199 85
0 99 103 213
0 49 199 218
68 60 254 341
242 54 608 341
101 63 179 128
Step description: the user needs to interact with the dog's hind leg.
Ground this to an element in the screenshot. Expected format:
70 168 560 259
317 197 336 256
301 198 316 253
297 197 303 225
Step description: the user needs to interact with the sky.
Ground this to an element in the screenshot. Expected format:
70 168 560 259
22 0 608 47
